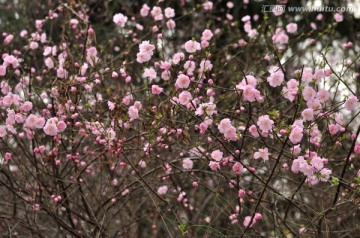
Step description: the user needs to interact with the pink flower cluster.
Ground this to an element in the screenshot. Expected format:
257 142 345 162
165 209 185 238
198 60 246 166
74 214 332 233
235 75 263 102
218 118 237 141
242 15 258 39
43 117 67 136
137 41 155 63
243 213 262 228
291 152 332 185
184 40 201 53
289 120 304 144
267 66 284 87
272 28 289 50
257 115 274 133
253 148 270 161
128 101 142 120
282 79 299 102
113 13 128 27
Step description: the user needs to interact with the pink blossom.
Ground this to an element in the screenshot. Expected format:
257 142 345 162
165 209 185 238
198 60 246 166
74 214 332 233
143 68 157 80
201 40 209 48
25 114 38 128
57 121 67 132
43 124 58 136
57 67 68 79
203 1 213 11
3 55 19 68
249 125 260 138
232 162 243 175
80 63 88 76
302 86 316 102
175 74 190 89
287 79 299 90
316 89 330 103
184 61 195 74
282 87 297 102
164 7 175 18
108 101 115 111
166 19 176 29
209 161 220 171
307 99 321 112
128 106 139 120
15 113 25 123
291 156 306 174
172 53 185 64
111 71 118 78
301 108 314 121
267 67 284 87
157 185 168 195
286 23 298 33
45 58 54 68
201 29 213 41
134 100 142 109
29 41 39 49
43 117 66 136
0 65 6 76
0 125 7 137
319 168 332 181
198 122 208 134
137 41 155 63
211 150 223 161
354 143 360 154
195 102 217 116
253 148 269 161
151 85 163 95
184 40 201 53
20 30 28 38
248 29 258 39
301 68 313 82
136 51 152 63
227 1 234 8
182 158 193 170
236 76 262 102
310 156 325 171
151 6 163 21
86 47 99 66
122 94 133 106
140 4 150 17
289 126 303 144
20 101 33 112
113 13 128 27
313 69 325 83
178 91 193 105
4 34 14 45
2 94 13 106
328 124 339 135
292 145 301 155
139 41 155 53
344 95 358 111
257 115 274 132
199 60 213 72
35 117 45 128
243 214 261 228
5 152 12 160
334 13 343 22
224 126 237 141
218 118 232 134
272 28 288 48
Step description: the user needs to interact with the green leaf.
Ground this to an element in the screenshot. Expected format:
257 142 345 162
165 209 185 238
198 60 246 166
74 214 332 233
330 177 340 186
179 224 186 236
